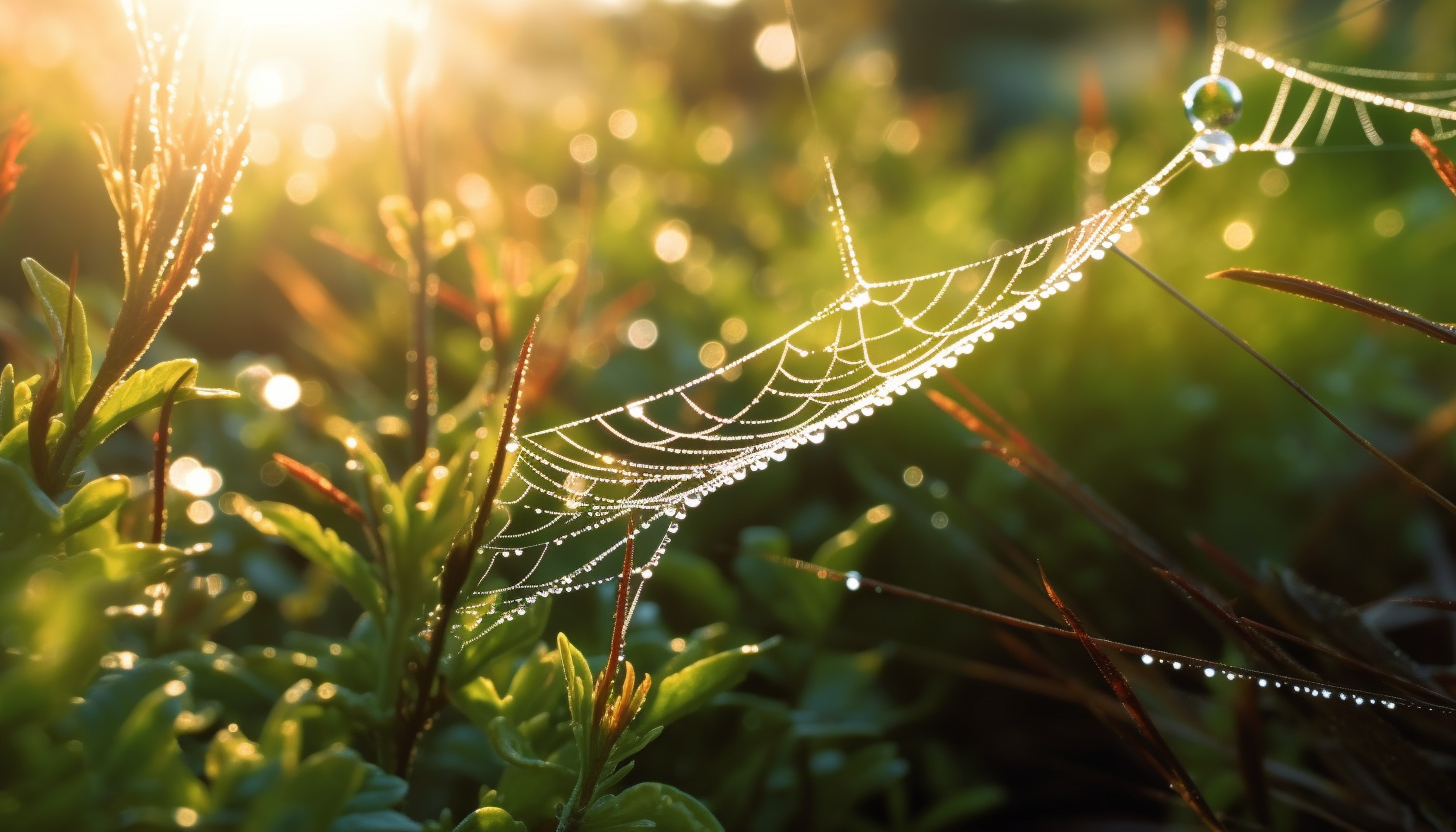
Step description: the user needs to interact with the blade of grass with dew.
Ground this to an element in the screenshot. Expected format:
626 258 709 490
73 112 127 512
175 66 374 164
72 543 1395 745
761 552 1454 714
1156 569 1456 818
928 384 1176 570
1412 128 1456 198
1115 247 1456 519
272 453 368 527
1039 565 1226 831
1209 269 1456 345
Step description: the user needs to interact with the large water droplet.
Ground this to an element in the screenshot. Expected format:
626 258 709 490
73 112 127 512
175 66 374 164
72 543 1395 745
1183 75 1243 131
1191 130 1237 168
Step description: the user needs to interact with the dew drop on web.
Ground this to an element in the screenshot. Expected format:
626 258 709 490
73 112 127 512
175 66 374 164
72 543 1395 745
1183 75 1242 131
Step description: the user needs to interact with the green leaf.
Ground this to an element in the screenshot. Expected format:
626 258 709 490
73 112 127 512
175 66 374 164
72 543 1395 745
733 506 893 638
451 676 507 730
22 258 91 419
557 632 593 728
496 764 577 829
657 623 730 679
0 458 61 554
326 420 408 582
486 716 574 775
452 807 527 832
0 364 14 435
0 421 28 467
650 551 738 625
99 679 208 810
61 474 131 537
79 358 237 459
733 528 818 636
69 542 196 582
238 499 385 621
581 782 724 832
447 594 551 685
639 638 778 732
341 765 409 814
241 745 370 832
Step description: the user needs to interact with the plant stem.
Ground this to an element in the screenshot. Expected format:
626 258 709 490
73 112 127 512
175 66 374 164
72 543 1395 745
557 515 636 832
392 324 535 776
396 98 434 464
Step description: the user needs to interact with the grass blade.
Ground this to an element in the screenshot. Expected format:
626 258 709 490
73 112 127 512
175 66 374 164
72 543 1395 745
272 452 368 526
1234 680 1273 827
1412 128 1456 198
1116 247 1456 519
1209 268 1456 346
1039 565 1226 831
928 385 1176 570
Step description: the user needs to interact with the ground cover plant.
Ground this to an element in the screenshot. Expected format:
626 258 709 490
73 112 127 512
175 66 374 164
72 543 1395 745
4 0 1456 829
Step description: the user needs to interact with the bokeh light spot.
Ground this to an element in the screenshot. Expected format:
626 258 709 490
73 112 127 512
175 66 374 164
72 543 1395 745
754 24 796 72
263 374 303 409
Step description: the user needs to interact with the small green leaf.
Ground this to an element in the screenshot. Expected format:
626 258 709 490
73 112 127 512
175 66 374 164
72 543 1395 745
61 474 131 537
452 807 527 832
341 765 409 814
657 623 730 679
238 499 385 621
650 551 738 625
915 785 1006 832
241 745 369 832
557 632 593 728
486 716 574 775
100 679 208 810
0 422 28 467
447 594 551 684
0 457 61 554
0 364 14 435
581 783 723 832
22 258 91 419
639 638 778 732
734 506 893 637
79 358 238 459
452 677 508 730
69 542 196 581
205 725 272 808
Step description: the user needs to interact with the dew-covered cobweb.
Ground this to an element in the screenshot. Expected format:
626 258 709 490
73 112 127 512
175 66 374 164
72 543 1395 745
454 33 1456 638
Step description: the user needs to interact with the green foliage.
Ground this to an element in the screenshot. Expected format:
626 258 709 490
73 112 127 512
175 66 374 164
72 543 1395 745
735 504 894 637
79 357 236 460
22 257 91 420
240 499 386 622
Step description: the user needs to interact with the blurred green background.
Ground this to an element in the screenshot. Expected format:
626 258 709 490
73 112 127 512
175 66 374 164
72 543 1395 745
4 0 1456 827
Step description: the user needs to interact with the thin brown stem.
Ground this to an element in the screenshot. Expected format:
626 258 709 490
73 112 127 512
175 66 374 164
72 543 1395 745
760 552 1456 714
394 321 535 776
1114 247 1456 519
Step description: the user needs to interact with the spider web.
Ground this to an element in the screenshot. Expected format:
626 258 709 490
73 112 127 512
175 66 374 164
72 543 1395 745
454 39 1456 637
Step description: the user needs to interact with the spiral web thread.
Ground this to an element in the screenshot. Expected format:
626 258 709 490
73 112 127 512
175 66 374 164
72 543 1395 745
454 41 1456 637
